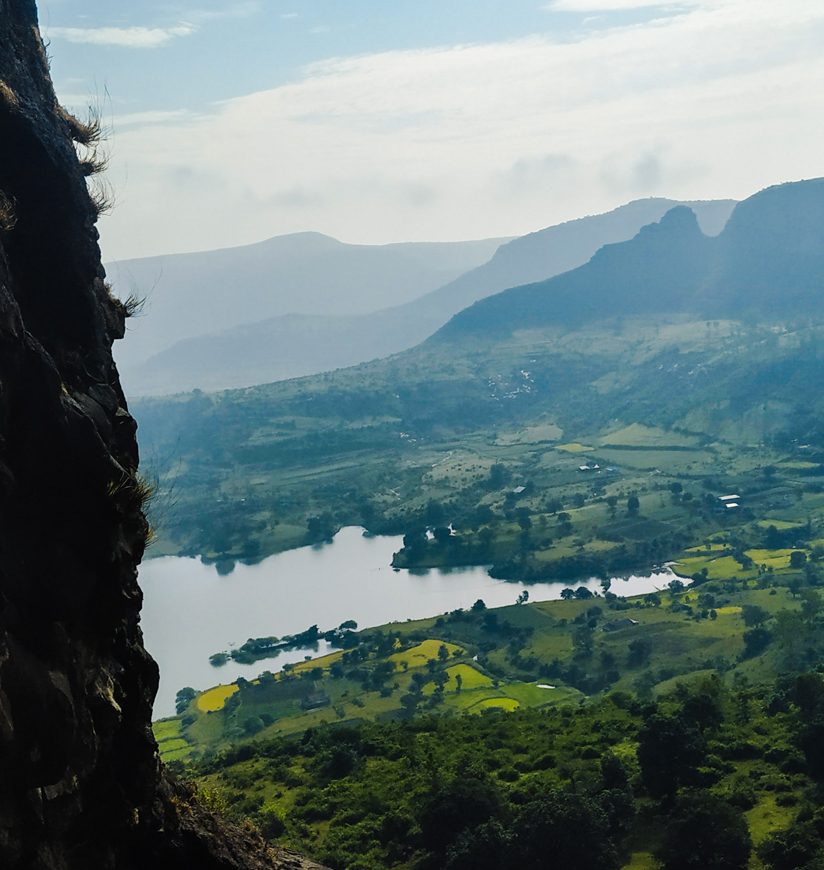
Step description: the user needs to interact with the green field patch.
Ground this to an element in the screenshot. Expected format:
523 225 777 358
446 663 492 690
292 650 344 673
422 664 492 695
153 718 183 742
755 519 805 530
444 689 506 711
596 447 711 471
672 554 750 580
389 639 462 670
469 697 521 713
600 423 699 449
196 684 239 712
499 682 581 707
497 422 563 445
159 738 189 753
621 853 657 870
555 442 594 453
684 543 729 553
746 794 797 845
160 746 193 763
745 548 802 569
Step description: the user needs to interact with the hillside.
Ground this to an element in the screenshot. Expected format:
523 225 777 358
135 179 824 569
158 563 824 869
121 199 735 395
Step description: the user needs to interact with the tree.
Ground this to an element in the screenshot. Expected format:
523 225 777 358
791 550 809 569
637 713 706 799
516 590 529 605
627 495 640 516
488 463 510 489
455 673 463 693
627 638 652 668
742 626 771 659
758 819 824 870
418 776 502 854
471 599 487 612
741 604 768 627
800 588 821 620
656 792 751 870
433 526 452 544
445 820 511 870
175 687 197 714
511 791 619 870
438 643 450 662
606 495 618 519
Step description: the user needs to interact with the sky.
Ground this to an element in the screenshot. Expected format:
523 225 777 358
38 0 824 261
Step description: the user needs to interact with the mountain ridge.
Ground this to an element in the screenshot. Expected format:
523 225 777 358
122 198 736 396
438 179 824 340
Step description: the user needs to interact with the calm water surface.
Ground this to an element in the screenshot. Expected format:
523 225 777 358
140 527 676 717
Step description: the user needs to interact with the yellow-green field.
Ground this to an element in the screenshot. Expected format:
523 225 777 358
292 650 344 673
469 697 520 712
388 639 463 669
196 684 239 712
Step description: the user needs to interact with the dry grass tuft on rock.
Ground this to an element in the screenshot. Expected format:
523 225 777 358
58 104 102 146
0 191 16 231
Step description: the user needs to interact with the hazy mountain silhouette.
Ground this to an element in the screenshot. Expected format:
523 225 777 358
111 231 507 376
120 199 735 395
438 179 824 340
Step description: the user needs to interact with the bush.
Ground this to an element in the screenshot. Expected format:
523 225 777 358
655 792 751 870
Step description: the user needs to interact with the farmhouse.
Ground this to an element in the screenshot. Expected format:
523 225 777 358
300 691 331 711
578 463 601 473
716 494 741 511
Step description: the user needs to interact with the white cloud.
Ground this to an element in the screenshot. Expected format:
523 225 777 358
546 0 697 10
98 0 824 259
47 24 197 48
189 3 262 23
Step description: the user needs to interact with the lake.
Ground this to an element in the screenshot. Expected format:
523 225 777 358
140 526 678 717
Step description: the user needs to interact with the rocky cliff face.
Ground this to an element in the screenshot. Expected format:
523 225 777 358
0 3 321 867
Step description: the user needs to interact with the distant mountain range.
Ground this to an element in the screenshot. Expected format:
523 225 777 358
117 198 735 395
439 179 824 339
110 232 508 388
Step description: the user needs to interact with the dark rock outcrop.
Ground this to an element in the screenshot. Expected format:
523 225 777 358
0 3 322 867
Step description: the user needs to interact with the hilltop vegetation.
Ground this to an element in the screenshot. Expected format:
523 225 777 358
158 559 824 869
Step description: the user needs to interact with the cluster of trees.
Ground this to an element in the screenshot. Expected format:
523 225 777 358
186 669 824 870
210 621 360 666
